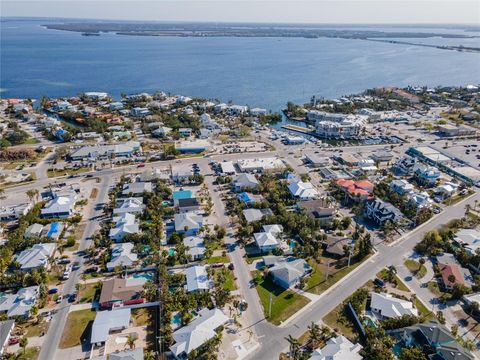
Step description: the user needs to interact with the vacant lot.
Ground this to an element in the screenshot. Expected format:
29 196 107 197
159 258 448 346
77 282 100 304
59 309 96 348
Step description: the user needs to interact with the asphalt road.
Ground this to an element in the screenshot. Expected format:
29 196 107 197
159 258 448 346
38 177 111 360
246 191 480 360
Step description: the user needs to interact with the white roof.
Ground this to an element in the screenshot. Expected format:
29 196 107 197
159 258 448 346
170 308 229 357
106 243 137 270
254 224 283 248
185 265 210 292
288 181 319 199
0 286 39 318
109 213 139 240
309 336 363 360
91 308 131 344
455 229 480 254
122 182 153 195
220 161 236 174
113 198 145 214
16 243 56 270
41 194 75 215
370 292 418 319
174 213 202 232
237 157 285 172
183 236 206 258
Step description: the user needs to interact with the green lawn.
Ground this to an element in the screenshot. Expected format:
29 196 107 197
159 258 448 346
205 255 230 264
427 281 444 297
415 298 435 321
215 268 237 291
59 309 96 348
404 259 427 279
245 254 264 264
25 320 49 337
16 346 40 360
306 257 368 295
47 167 90 178
377 269 410 292
252 271 310 325
323 280 373 340
77 282 100 304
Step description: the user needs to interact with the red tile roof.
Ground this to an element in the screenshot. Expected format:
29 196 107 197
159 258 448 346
439 263 464 287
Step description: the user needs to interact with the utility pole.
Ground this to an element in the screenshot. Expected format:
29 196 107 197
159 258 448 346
325 260 330 281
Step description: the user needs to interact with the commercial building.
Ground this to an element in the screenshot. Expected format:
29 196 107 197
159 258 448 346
237 158 285 173
307 110 366 139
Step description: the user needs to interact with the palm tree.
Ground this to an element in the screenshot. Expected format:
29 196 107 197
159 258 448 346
285 334 301 360
125 334 136 349
20 337 28 354
308 322 321 349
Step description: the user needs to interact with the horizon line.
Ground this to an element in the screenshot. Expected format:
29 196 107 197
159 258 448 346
2 16 480 27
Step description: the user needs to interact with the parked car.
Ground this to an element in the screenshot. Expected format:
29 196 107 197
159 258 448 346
228 263 235 270
8 337 20 345
48 288 59 294
373 278 385 288
68 293 77 303
56 295 63 304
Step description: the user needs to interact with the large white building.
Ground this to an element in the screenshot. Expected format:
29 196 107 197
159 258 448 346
307 110 366 139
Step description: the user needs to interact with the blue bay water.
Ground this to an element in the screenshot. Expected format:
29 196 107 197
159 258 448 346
1 19 480 110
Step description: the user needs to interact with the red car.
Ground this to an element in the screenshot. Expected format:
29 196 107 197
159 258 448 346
8 337 20 345
137 163 145 168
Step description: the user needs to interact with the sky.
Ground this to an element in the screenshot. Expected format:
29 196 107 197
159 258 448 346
1 0 479 25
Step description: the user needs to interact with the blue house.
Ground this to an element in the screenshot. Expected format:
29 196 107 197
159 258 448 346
238 192 256 205
55 129 68 141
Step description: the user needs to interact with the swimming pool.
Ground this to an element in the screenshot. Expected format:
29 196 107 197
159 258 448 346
133 272 154 281
171 313 182 326
168 248 175 256
289 241 297 249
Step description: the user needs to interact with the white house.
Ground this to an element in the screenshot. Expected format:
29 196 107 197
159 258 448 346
106 243 138 271
232 173 259 191
0 286 39 318
454 229 480 255
309 335 363 360
122 182 153 196
268 257 311 289
370 292 418 319
183 236 206 260
185 265 211 292
16 243 56 270
41 192 77 218
113 198 145 215
109 213 139 242
174 213 203 235
91 308 131 346
254 225 283 253
170 308 229 359
288 181 319 200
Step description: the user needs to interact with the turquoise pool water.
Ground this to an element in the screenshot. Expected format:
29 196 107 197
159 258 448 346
133 272 154 281
168 248 175 256
171 313 182 325
289 241 297 249
392 344 402 356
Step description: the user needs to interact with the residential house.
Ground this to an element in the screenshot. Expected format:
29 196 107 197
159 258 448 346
454 229 480 255
183 236 206 260
232 173 259 192
178 128 193 137
370 292 418 319
304 152 331 168
0 320 15 356
0 203 33 221
99 277 146 309
266 256 311 289
388 320 474 360
41 191 77 218
106 243 138 271
392 156 417 176
309 335 363 360
336 179 374 201
173 190 193 206
113 198 145 215
365 199 404 225
237 192 263 206
91 308 131 346
325 237 354 257
242 208 273 223
370 151 394 165
220 161 236 175
152 126 172 138
390 179 415 195
254 225 283 253
24 223 44 239
176 198 201 213
131 107 150 117
0 286 39 318
109 213 139 242
288 181 319 200
413 164 441 187
297 199 336 227
109 349 144 360
434 182 459 200
122 182 153 196
16 243 56 270
185 265 211 292
170 308 229 359
174 213 203 235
